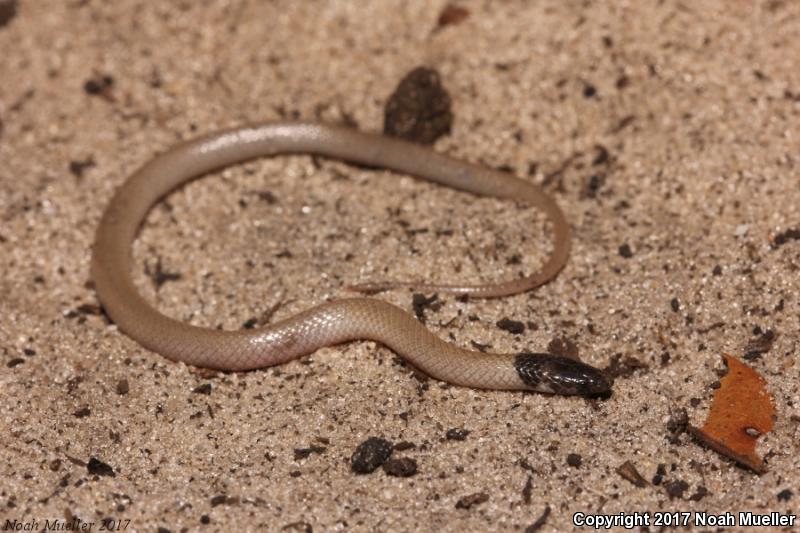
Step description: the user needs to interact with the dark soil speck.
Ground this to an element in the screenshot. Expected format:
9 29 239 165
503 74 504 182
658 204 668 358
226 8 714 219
445 428 470 441
618 243 633 258
664 479 689 499
83 74 114 96
294 446 326 460
192 383 212 395
455 492 488 509
87 457 115 477
437 4 470 28
0 0 18 28
116 379 129 395
412 293 441 322
496 318 525 334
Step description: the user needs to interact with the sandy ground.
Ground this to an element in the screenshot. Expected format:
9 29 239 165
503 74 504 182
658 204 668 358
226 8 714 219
2 1 799 531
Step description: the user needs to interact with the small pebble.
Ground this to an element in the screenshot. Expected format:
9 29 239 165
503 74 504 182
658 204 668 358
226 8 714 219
351 437 393 474
382 457 417 477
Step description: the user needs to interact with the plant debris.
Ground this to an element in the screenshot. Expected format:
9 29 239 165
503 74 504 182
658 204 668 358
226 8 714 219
743 329 776 360
616 461 648 488
145 257 182 290
293 446 326 460
525 505 551 532
455 492 488 510
688 354 775 474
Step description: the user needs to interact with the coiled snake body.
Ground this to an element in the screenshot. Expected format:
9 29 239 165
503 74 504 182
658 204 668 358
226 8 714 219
91 122 611 396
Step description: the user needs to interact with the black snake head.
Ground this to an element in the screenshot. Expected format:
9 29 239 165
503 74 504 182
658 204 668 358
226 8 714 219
514 352 612 396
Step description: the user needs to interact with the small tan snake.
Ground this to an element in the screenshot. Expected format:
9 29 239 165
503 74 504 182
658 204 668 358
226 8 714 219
91 122 611 395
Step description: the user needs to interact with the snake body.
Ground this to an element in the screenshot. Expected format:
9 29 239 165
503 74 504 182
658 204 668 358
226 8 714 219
91 122 611 396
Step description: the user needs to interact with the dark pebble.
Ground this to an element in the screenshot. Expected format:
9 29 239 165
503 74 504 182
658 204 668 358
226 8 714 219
68 157 96 178
384 67 452 145
116 379 129 395
777 488 792 501
351 437 393 474
618 243 633 258
382 457 418 477
566 453 582 468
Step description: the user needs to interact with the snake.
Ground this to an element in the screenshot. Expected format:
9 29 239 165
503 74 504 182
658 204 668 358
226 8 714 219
91 122 612 396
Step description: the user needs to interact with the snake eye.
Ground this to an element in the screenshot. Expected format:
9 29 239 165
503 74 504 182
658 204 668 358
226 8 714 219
514 352 612 396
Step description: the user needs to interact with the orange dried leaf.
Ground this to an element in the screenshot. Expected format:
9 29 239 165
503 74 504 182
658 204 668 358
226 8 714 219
689 354 775 473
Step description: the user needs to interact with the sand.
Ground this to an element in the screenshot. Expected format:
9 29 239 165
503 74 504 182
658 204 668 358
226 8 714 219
1 1 798 531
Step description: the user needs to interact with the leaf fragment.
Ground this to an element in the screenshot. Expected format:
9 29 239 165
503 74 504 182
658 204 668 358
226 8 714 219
689 354 775 473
